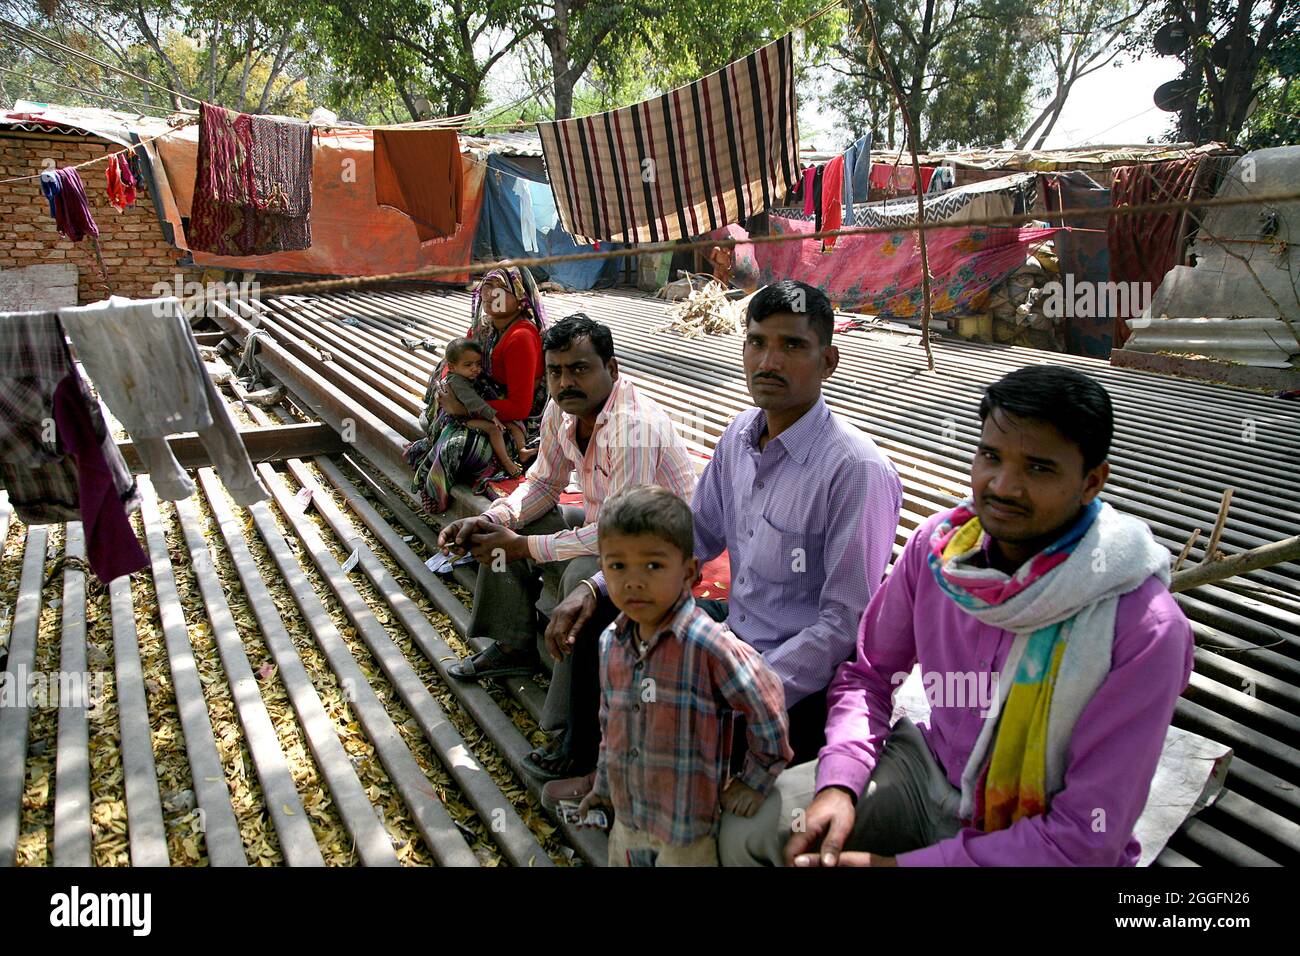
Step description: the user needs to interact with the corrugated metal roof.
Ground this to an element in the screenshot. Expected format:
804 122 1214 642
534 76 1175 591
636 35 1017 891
462 130 544 156
1126 317 1300 369
194 283 1300 866
2 99 180 146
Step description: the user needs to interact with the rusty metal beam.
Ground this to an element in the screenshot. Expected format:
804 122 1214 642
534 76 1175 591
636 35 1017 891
114 422 345 473
206 300 415 492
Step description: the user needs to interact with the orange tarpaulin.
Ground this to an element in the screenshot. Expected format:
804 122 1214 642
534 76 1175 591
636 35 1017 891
151 126 484 282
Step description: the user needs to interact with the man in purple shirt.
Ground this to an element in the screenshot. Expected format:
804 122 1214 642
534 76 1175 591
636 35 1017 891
541 281 903 793
720 364 1194 866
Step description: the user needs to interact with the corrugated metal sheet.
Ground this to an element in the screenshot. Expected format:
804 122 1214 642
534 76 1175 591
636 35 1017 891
1126 317 1299 368
206 284 1300 866
463 130 543 156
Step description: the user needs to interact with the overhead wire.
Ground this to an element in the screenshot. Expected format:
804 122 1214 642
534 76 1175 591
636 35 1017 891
0 65 177 118
0 15 201 106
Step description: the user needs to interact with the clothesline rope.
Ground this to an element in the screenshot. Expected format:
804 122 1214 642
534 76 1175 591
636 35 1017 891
173 186 1300 306
0 119 197 185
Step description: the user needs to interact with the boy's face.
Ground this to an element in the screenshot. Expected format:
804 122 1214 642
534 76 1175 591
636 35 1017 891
450 351 482 379
599 532 698 631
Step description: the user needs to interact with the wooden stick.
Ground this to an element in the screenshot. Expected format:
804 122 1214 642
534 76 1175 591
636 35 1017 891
1172 532 1300 593
1201 488 1235 564
858 4 935 370
1173 527 1202 573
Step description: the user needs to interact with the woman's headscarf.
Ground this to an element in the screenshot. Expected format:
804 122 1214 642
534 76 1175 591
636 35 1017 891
471 266 547 357
468 265 549 418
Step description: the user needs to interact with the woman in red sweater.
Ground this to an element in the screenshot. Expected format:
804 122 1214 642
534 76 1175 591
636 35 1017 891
406 266 548 513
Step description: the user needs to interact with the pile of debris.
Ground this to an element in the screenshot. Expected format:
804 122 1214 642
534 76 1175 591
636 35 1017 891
956 246 1064 351
654 274 747 338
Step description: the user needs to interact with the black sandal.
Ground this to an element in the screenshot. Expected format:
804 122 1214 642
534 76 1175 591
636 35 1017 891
448 643 535 681
521 740 584 782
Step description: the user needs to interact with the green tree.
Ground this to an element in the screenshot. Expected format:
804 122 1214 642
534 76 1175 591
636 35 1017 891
507 0 662 119
303 0 522 120
828 0 1038 150
1239 29 1298 148
1135 0 1297 144
1 0 325 114
638 0 841 89
1017 0 1148 149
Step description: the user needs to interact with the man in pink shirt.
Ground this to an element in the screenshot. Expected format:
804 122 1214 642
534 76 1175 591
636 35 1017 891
720 365 1194 866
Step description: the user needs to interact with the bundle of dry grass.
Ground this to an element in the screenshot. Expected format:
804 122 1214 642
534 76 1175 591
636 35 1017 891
655 277 746 338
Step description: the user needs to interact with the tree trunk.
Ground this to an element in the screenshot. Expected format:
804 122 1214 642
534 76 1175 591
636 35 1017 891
208 20 218 102
257 37 292 114
548 0 575 119
237 29 254 112
395 80 421 121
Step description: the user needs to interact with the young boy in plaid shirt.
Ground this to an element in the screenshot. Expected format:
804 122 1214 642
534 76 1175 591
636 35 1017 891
579 485 792 866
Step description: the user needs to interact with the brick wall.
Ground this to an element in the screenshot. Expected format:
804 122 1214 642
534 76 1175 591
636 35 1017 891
0 131 200 304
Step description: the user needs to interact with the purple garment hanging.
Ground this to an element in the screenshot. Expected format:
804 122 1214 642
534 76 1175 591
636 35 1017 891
52 167 99 242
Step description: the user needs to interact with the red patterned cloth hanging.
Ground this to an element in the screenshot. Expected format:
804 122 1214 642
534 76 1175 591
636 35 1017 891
189 102 312 255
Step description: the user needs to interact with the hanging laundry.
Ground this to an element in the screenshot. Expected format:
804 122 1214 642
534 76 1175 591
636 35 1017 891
869 162 936 196
0 310 147 583
42 167 99 242
800 165 817 216
821 155 844 252
537 33 800 244
790 164 815 213
842 132 871 214
927 165 956 194
847 133 872 210
868 162 894 191
812 164 824 232
373 128 464 242
472 153 623 290
1108 157 1214 342
106 153 137 211
513 175 538 253
1044 171 1114 358
771 171 1039 231
39 169 60 218
190 102 312 256
57 296 267 506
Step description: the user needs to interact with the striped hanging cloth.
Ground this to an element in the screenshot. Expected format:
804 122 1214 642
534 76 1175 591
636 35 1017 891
537 34 800 244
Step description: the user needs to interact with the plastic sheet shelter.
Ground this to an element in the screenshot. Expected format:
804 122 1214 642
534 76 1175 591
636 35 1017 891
473 153 623 290
151 125 485 282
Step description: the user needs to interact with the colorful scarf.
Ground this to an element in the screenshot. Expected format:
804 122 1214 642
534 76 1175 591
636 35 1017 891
106 154 137 211
927 499 1170 831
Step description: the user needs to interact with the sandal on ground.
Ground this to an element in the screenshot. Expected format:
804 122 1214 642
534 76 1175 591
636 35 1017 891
541 771 597 812
448 643 535 681
521 740 585 782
